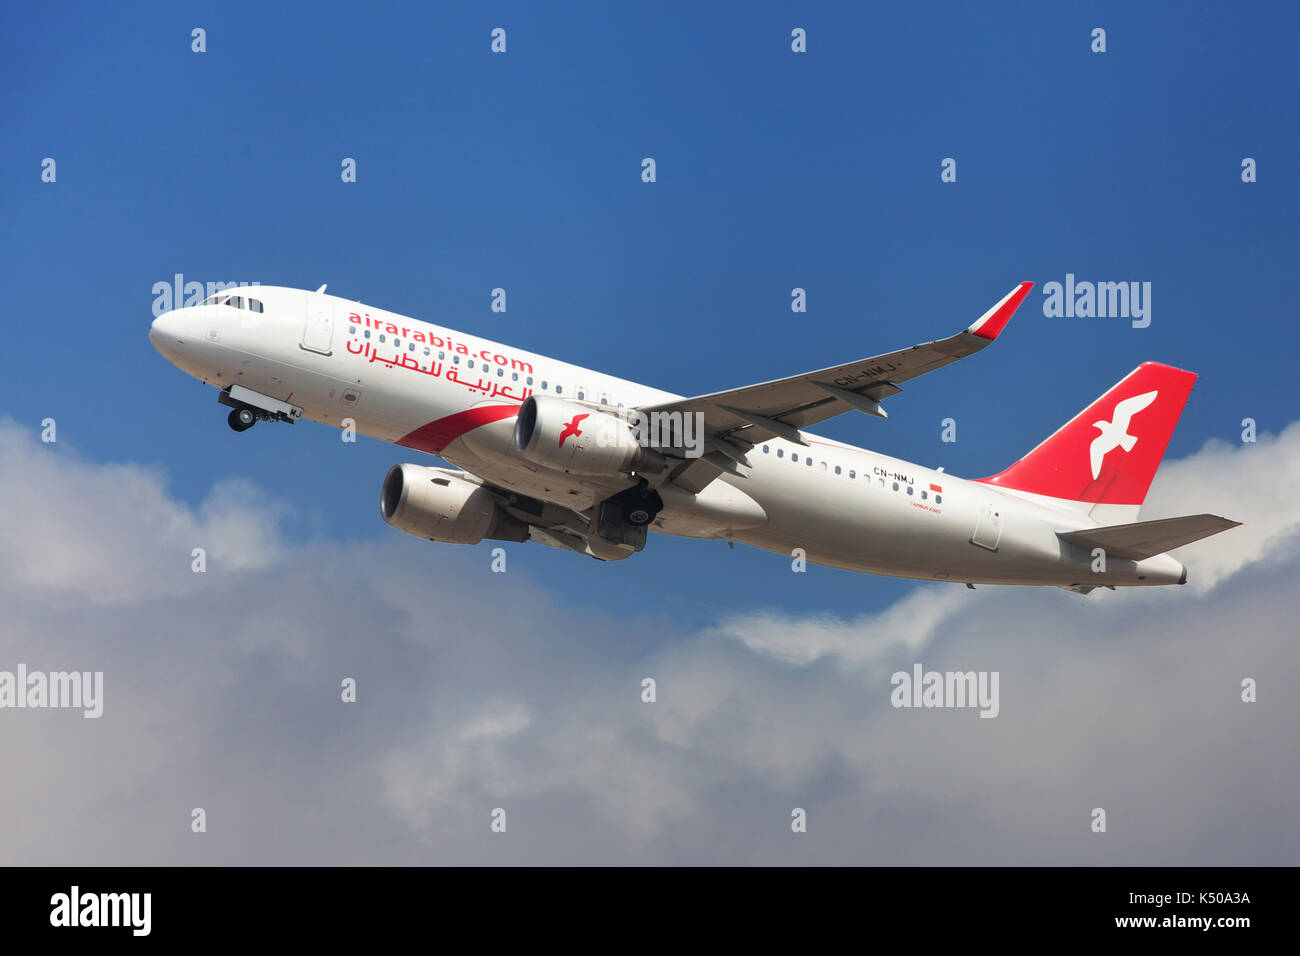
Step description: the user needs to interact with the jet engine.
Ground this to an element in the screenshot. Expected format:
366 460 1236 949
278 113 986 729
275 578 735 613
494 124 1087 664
380 465 527 544
512 395 666 476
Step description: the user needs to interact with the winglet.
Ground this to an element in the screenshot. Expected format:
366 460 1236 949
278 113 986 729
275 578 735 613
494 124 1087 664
967 281 1034 341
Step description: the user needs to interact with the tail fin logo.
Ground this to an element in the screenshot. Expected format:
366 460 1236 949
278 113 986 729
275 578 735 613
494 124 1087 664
1089 390 1158 479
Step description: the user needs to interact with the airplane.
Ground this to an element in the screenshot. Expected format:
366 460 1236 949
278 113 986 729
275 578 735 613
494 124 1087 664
149 282 1240 592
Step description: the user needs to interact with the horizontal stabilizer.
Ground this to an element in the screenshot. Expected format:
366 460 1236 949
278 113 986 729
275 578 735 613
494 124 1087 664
1058 514 1241 561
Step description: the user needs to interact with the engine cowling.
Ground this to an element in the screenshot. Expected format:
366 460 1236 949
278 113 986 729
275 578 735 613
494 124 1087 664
380 465 527 544
512 395 666 476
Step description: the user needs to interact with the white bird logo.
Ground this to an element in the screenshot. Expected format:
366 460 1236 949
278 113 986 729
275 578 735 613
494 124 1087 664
1089 390 1158 480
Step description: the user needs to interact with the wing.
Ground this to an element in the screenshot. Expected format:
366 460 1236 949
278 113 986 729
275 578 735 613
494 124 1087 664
639 282 1034 492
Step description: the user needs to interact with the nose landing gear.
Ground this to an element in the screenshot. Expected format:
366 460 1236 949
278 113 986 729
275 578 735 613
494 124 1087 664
227 407 257 432
217 385 303 433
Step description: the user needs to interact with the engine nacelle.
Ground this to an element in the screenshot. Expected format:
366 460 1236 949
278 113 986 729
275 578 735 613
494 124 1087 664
380 465 527 544
512 395 666 476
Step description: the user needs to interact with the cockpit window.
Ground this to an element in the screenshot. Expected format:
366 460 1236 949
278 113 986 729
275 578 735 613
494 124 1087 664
200 293 262 312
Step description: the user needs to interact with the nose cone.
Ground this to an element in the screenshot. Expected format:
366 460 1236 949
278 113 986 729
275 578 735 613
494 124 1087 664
149 309 185 361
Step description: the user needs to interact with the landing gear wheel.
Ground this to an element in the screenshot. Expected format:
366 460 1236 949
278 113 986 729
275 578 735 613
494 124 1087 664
621 488 663 527
228 407 257 432
627 507 652 525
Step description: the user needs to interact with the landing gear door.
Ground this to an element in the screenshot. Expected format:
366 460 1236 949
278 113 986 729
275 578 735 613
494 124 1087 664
971 502 1003 551
302 296 334 355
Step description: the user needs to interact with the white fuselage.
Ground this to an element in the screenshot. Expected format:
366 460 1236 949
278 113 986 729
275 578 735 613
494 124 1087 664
149 286 1185 588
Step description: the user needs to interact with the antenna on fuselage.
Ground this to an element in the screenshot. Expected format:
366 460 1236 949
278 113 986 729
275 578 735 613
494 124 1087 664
315 284 327 293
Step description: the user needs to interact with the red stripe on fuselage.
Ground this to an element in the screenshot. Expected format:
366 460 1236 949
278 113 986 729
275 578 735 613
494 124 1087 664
396 405 519 454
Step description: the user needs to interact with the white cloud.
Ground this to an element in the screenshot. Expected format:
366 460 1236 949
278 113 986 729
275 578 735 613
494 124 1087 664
1142 420 1300 590
706 585 967 670
0 417 1297 864
0 424 284 605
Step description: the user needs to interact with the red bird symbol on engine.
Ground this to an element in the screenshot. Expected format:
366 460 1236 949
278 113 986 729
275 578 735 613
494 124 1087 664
558 413 589 448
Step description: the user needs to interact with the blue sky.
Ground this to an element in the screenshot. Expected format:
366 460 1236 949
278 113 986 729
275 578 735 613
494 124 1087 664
3 0 1297 623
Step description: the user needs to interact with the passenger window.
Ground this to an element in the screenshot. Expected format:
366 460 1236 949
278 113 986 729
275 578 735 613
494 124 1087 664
935 495 942 504
807 458 813 467
364 329 371 338
763 445 770 454
379 334 386 343
578 391 585 400
849 470 855 479
513 372 519 381
349 326 357 334
438 351 445 360
892 482 899 491
907 486 914 496
497 368 504 377
526 376 533 385
600 397 607 404
921 490 928 500
453 355 460 364
541 381 548 389
556 385 563 394
834 465 841 475
792 454 798 463
777 449 784 458
468 360 475 368
423 348 430 356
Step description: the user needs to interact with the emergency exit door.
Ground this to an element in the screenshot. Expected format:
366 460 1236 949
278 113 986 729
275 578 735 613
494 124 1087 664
302 297 334 355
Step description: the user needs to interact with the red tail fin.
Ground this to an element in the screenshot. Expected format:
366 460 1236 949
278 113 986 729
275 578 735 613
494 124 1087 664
977 362 1197 506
